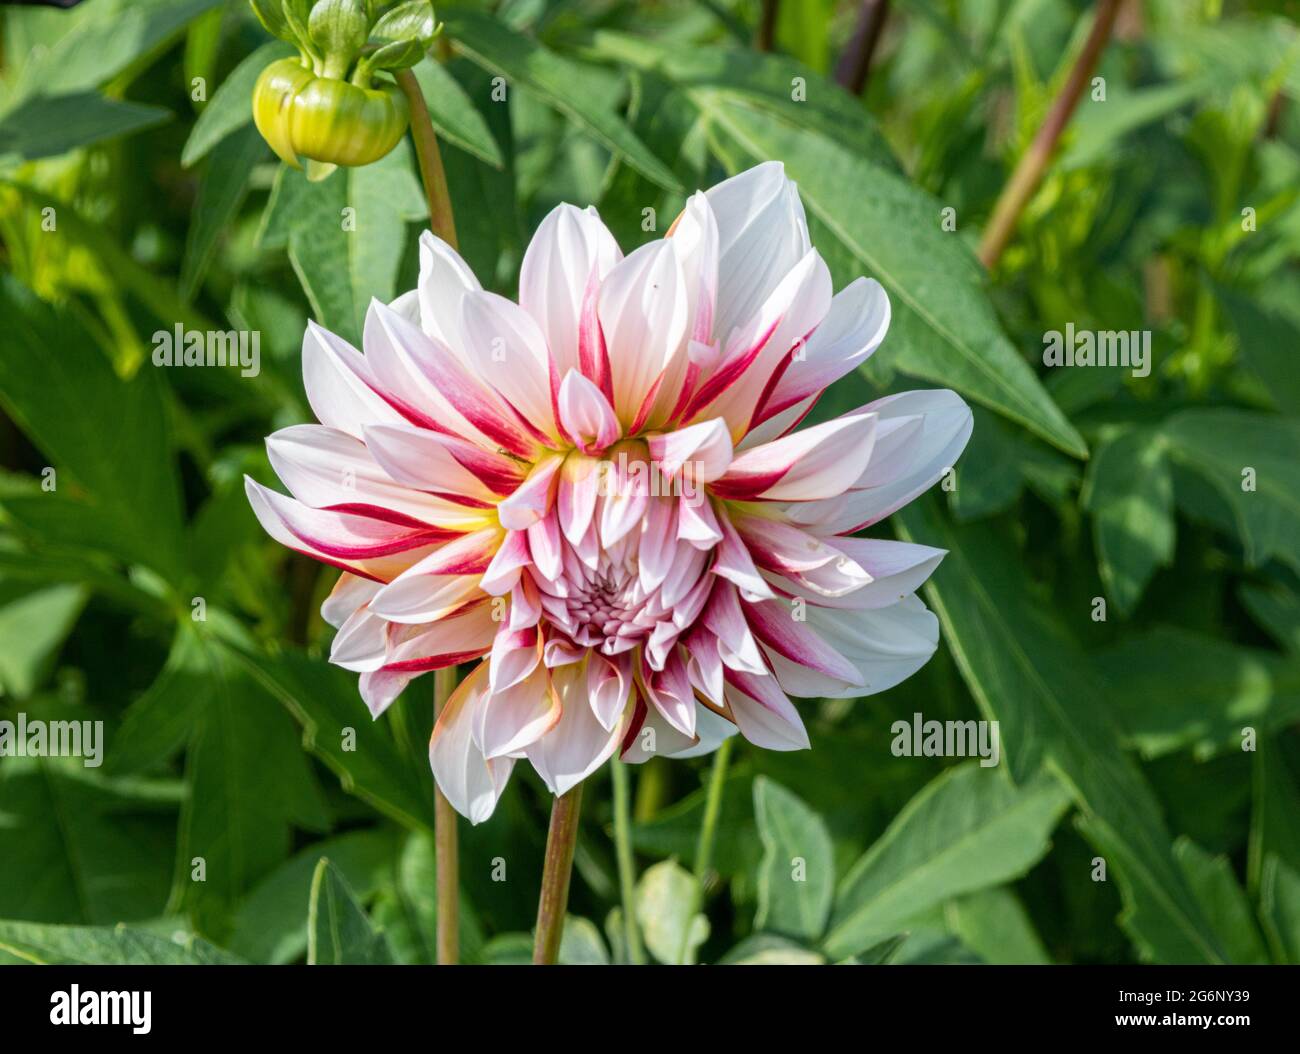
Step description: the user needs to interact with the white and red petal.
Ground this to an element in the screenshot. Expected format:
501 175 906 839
429 662 514 825
474 660 561 760
520 203 622 384
598 240 689 427
526 662 626 795
711 411 876 501
786 390 973 534
557 370 621 455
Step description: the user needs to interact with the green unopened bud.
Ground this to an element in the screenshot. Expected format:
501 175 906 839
252 56 409 179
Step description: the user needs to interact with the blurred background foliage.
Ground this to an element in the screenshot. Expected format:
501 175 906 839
0 0 1298 966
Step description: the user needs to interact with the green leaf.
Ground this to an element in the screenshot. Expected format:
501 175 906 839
0 583 86 699
717 933 826 964
441 8 681 192
558 916 610 964
109 629 210 776
1164 409 1300 573
944 888 1051 965
1062 78 1208 170
230 644 438 834
1083 428 1175 616
1248 737 1300 894
586 34 899 170
371 0 436 45
701 101 1086 458
1095 627 1300 759
371 832 485 964
631 768 759 878
895 498 1227 963
171 637 327 935
1220 287 1300 416
307 857 394 964
0 93 170 162
1174 838 1269 965
824 764 1069 960
753 776 834 940
1260 855 1300 964
6 0 223 103
0 760 177 924
0 920 241 965
1241 581 1300 654
0 278 187 584
634 860 709 965
181 40 296 167
412 59 504 168
181 124 267 299
231 828 401 964
263 142 426 342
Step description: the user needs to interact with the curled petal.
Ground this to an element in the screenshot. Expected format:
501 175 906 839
647 418 733 484
557 370 621 455
787 390 973 534
474 661 561 760
711 412 877 502
429 662 514 825
526 663 626 795
724 672 809 751
321 573 380 629
754 277 890 426
497 452 564 531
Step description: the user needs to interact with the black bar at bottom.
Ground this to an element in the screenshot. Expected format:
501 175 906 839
0 964 1292 1039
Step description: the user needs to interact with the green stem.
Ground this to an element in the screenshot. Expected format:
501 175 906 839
694 736 734 881
976 0 1122 269
610 757 645 965
533 784 585 964
394 67 459 250
673 737 734 966
433 667 459 965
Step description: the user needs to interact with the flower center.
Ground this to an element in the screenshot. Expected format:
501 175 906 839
529 445 714 667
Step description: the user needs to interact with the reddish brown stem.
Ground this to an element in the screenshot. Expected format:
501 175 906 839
755 0 779 53
835 0 890 96
395 67 459 251
977 0 1122 269
433 667 459 965
532 784 584 964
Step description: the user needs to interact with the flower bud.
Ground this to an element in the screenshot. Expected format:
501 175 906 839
246 0 439 179
252 57 409 178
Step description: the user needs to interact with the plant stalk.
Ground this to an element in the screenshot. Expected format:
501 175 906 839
395 67 459 250
433 666 459 965
976 0 1122 269
694 736 734 882
610 757 645 965
533 783 585 964
755 0 779 52
834 0 890 96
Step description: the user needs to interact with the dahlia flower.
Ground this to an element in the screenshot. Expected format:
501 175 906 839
246 161 972 823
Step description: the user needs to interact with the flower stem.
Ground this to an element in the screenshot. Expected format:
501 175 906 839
533 783 584 964
976 0 1122 269
433 666 459 965
834 0 890 96
694 736 734 882
754 0 779 52
394 67 459 251
610 757 645 965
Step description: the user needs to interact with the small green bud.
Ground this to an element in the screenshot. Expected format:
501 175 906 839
252 56 409 178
